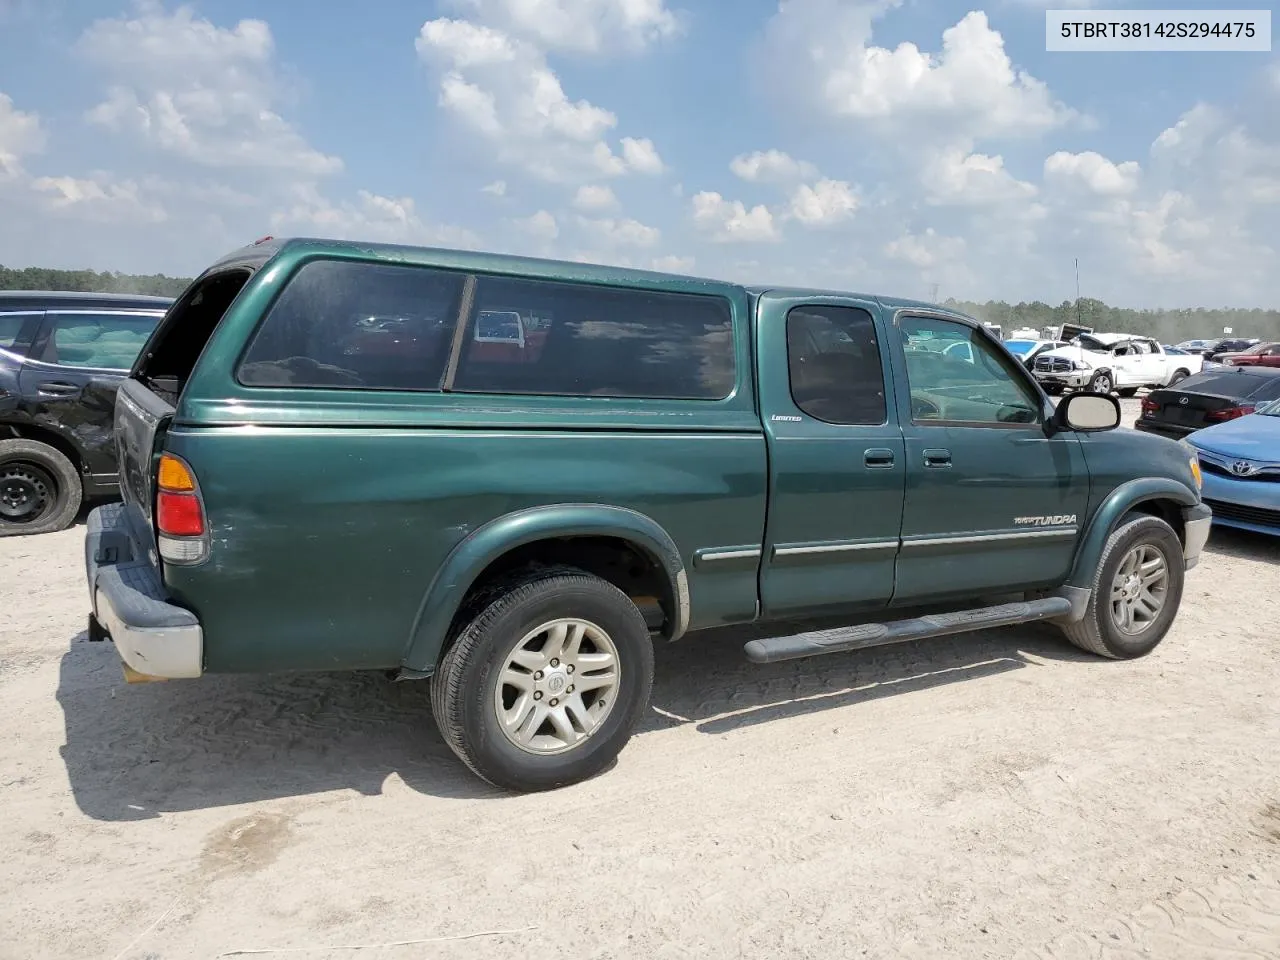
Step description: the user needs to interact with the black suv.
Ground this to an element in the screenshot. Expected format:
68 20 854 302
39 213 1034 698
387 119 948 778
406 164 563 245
1 291 171 536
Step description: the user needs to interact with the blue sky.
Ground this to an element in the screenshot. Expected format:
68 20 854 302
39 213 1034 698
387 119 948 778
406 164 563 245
0 0 1276 306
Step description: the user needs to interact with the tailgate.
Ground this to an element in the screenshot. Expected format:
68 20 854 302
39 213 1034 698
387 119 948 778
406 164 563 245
114 377 176 554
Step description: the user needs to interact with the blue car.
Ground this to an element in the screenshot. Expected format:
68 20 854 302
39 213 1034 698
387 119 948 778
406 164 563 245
1185 398 1280 536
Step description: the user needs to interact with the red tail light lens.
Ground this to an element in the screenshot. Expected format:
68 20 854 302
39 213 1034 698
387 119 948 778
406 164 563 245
1140 398 1159 416
1206 404 1255 422
155 453 208 562
157 490 204 536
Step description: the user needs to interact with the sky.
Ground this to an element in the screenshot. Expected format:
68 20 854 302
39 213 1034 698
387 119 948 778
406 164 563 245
0 0 1276 308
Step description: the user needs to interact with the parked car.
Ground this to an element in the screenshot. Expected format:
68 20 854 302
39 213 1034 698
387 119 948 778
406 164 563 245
1031 333 1202 397
1 291 171 535
1133 367 1280 440
1216 341 1280 369
84 237 1210 792
1002 338 1069 371
1175 339 1217 355
1203 338 1261 363
1184 398 1280 537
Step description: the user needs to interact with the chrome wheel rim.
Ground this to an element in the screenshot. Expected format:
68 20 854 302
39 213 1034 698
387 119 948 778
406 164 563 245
494 618 621 756
1109 543 1169 635
1095 375 1112 393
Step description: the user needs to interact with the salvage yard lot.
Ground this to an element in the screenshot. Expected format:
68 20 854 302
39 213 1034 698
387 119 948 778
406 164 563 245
3 407 1280 959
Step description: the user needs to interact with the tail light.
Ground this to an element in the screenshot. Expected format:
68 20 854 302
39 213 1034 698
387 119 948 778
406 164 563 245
1140 397 1160 416
1206 404 1255 423
156 453 209 564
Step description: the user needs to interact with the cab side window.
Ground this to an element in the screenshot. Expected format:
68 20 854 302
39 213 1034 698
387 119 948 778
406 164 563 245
900 316 1041 425
785 305 887 425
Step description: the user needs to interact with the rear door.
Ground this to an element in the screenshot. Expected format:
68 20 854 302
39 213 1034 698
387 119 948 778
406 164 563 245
17 309 165 490
890 312 1090 605
756 294 905 620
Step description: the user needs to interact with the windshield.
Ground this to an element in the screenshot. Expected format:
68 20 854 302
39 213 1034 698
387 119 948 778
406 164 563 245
1004 340 1035 355
1074 335 1111 351
1257 399 1280 416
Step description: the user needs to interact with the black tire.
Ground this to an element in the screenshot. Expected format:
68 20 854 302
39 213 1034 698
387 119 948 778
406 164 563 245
1087 371 1114 394
1117 388 1139 398
431 570 654 792
0 438 82 537
1059 515 1184 659
1168 369 1189 386
1042 385 1063 396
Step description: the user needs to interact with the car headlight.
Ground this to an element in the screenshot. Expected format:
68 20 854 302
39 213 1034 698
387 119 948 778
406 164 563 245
1071 361 1089 371
1178 439 1203 491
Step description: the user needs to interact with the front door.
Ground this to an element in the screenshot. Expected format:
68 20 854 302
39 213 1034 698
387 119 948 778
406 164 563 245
757 296 905 620
891 313 1091 606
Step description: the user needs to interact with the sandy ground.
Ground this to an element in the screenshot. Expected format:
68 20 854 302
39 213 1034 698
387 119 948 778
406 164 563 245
3 403 1280 960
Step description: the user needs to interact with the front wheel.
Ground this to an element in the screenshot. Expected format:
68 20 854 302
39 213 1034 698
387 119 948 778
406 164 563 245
0 438 82 537
1087 371 1113 394
431 570 654 792
1058 515 1185 659
1117 388 1139 398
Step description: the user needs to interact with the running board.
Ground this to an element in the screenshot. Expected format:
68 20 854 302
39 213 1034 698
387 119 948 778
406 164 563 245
743 596 1074 665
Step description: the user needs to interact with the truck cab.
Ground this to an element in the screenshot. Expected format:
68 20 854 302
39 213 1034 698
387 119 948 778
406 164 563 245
84 239 1211 792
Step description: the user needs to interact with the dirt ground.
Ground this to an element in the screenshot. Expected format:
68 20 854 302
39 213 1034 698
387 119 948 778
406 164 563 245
3 403 1280 960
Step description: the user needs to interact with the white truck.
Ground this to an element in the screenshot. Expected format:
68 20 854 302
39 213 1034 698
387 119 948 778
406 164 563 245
1031 332 1203 397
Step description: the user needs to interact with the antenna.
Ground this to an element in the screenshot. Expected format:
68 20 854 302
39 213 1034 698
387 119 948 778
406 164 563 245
928 282 940 303
1074 258 1082 326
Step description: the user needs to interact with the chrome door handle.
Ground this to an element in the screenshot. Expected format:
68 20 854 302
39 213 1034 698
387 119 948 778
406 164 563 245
923 448 952 468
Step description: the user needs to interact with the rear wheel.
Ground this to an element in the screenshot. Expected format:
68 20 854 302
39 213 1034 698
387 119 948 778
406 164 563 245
0 439 82 537
431 570 654 792
1168 369 1189 386
1059 515 1184 659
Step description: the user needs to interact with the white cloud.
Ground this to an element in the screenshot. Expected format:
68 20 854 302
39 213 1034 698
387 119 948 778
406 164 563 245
572 183 618 210
884 228 966 269
651 254 695 272
31 174 168 223
577 215 660 246
77 6 341 177
691 191 780 242
789 178 858 225
271 188 480 248
765 2 1076 142
454 0 682 54
0 92 43 178
620 136 664 174
923 148 1037 205
730 149 817 183
482 179 507 196
1044 151 1140 195
515 208 559 240
417 17 662 183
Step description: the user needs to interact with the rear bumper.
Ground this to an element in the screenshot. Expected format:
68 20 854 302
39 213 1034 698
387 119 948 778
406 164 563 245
1181 503 1213 570
84 503 203 679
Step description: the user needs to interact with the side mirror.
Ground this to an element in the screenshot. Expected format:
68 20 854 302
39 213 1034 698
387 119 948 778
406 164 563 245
1052 391 1121 433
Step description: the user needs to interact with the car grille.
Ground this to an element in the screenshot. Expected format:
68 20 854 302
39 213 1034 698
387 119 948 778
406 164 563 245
1204 498 1280 528
1201 460 1280 482
1034 357 1072 373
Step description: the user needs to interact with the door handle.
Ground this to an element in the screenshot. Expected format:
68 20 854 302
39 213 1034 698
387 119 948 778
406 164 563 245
923 448 952 468
37 381 82 398
863 448 895 468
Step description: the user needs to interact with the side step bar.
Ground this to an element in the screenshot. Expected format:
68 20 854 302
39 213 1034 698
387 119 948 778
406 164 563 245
743 596 1074 665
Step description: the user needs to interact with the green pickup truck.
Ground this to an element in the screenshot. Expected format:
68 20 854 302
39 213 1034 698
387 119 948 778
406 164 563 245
84 238 1211 792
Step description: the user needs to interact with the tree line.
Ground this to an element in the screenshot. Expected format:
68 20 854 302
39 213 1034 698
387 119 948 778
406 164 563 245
945 297 1280 344
0 265 191 298
4 264 1277 344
